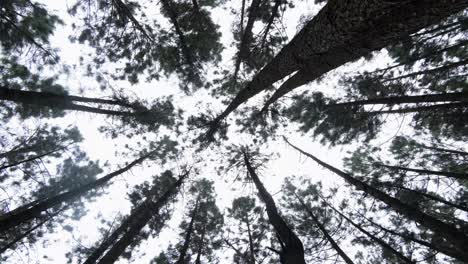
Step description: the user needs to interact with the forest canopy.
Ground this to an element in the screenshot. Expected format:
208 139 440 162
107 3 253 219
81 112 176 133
0 0 467 263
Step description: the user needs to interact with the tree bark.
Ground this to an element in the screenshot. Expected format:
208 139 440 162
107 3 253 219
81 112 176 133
323 200 415 264
283 137 468 260
254 0 468 114
0 87 138 117
294 193 354 264
96 171 188 264
0 145 65 171
243 151 306 264
363 102 468 115
0 151 154 232
374 163 468 181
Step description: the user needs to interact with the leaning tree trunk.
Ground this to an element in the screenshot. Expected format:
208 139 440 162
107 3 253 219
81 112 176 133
245 216 256 264
374 163 468 181
323 199 415 264
243 152 306 264
0 87 138 116
0 151 154 232
328 91 468 108
364 215 466 261
294 193 354 264
96 171 188 264
260 0 468 112
283 137 468 261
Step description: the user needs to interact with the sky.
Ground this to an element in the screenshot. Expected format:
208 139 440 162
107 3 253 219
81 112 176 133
0 0 409 263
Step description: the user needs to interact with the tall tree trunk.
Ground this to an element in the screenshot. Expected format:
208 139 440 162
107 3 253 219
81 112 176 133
0 151 154 232
0 208 63 254
194 225 206 264
293 193 354 264
329 91 468 108
176 197 200 264
0 87 138 116
160 0 194 66
111 0 153 41
323 199 415 264
363 102 468 115
364 215 466 261
96 171 188 264
239 0 246 36
246 216 256 264
243 151 306 264
374 163 468 181
0 145 65 171
253 0 468 115
420 144 468 156
378 182 468 213
233 0 263 81
260 0 281 50
382 58 468 82
283 137 468 260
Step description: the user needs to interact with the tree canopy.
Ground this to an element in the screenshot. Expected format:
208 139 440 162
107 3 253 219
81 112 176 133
0 0 467 263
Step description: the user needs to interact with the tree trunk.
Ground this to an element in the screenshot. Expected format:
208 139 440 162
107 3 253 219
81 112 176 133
260 0 281 50
363 102 468 115
421 145 468 156
176 197 200 264
160 0 194 66
374 163 468 181
383 58 468 82
0 208 63 254
0 151 154 232
194 224 206 264
243 151 306 264
246 216 256 264
379 182 468 213
254 0 468 114
233 0 263 80
0 87 137 116
294 193 354 264
324 199 415 264
0 146 64 171
329 91 468 108
283 137 468 260
364 215 466 261
96 171 188 264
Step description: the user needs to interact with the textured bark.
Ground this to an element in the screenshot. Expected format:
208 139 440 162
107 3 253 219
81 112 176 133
375 163 468 181
0 87 137 116
324 200 415 264
243 152 306 264
284 137 468 259
96 171 188 264
329 91 468 108
0 152 153 232
294 194 354 264
255 0 468 112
